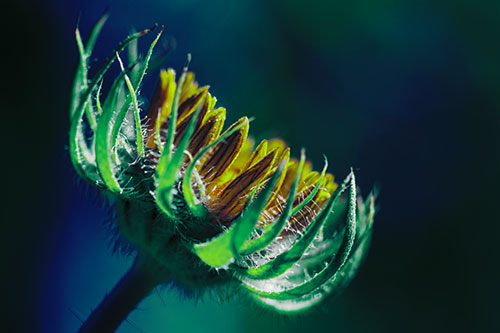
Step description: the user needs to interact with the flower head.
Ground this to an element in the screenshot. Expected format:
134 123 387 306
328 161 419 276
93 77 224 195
69 17 375 313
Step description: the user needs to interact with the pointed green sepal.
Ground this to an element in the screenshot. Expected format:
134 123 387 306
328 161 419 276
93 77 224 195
254 220 372 313
181 119 250 218
93 27 160 194
69 25 156 186
70 13 108 120
116 27 164 157
192 161 285 268
239 149 306 255
233 167 349 280
230 161 286 256
116 52 145 156
160 54 191 157
239 171 359 300
290 156 328 216
155 106 201 218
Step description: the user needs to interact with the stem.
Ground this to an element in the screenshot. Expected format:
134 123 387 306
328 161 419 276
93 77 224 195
79 254 169 333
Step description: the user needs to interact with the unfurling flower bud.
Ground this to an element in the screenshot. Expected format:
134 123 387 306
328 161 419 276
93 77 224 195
69 15 375 316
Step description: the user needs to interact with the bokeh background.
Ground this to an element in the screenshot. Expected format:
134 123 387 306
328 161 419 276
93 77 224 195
4 0 500 332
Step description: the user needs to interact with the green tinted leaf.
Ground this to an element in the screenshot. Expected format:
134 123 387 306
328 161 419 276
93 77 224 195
116 52 144 156
69 26 155 185
239 149 306 255
239 171 358 299
182 120 250 218
155 106 201 218
234 168 350 280
290 156 328 216
231 161 286 255
161 54 190 157
193 161 285 268
254 228 371 313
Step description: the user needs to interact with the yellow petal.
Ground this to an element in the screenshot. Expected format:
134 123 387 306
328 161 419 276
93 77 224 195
172 87 210 146
146 69 176 148
197 92 217 127
301 161 313 180
243 139 268 170
258 148 291 226
179 72 198 104
177 86 209 124
314 173 338 202
221 137 255 182
267 138 287 156
188 107 226 157
297 171 320 194
190 92 217 139
199 117 249 186
204 94 217 119
324 173 338 194
277 158 299 199
265 148 290 206
214 149 278 221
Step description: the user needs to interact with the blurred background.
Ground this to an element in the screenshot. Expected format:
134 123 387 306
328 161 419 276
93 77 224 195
4 0 500 332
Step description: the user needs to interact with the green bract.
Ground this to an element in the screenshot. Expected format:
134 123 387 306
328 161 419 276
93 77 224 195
69 16 375 313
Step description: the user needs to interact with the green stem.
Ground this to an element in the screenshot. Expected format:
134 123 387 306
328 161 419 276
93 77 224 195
78 255 168 333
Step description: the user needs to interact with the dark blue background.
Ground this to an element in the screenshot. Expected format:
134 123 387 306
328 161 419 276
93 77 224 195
4 0 499 332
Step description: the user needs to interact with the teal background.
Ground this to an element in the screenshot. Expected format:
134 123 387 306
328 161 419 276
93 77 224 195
4 0 500 332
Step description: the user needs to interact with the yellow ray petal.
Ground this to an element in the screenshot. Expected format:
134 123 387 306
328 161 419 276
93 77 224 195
257 148 291 226
220 137 255 182
313 173 338 203
190 92 217 140
267 138 287 156
214 149 279 221
277 158 299 199
264 147 290 208
198 92 217 126
177 86 209 124
204 94 217 118
324 173 338 194
297 170 320 194
146 69 176 148
179 72 198 103
188 107 226 157
200 117 249 187
244 139 268 170
301 160 313 179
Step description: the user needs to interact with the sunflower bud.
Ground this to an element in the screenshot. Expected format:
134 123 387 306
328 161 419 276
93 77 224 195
69 16 375 314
